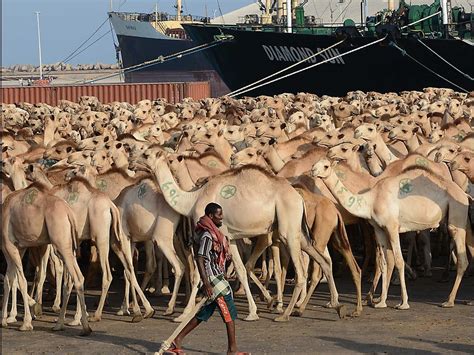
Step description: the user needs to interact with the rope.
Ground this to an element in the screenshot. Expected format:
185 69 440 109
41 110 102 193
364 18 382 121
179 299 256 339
76 37 232 84
389 42 469 93
227 38 346 97
44 17 110 76
417 39 474 80
400 11 441 30
228 35 387 98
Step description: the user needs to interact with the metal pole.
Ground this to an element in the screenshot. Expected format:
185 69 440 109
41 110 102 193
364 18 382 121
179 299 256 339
110 0 113 11
177 0 182 21
286 0 292 33
35 11 43 80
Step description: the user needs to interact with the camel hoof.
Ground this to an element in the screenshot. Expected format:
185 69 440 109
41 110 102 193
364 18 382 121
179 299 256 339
271 306 284 314
336 305 347 319
116 309 130 316
67 319 81 326
52 305 61 314
374 301 387 309
324 302 339 309
234 288 246 297
132 314 144 323
362 299 369 306
33 303 42 317
161 286 171 295
292 309 304 317
243 313 259 321
80 326 92 336
274 315 290 322
372 297 381 304
395 303 410 310
88 315 101 322
2 320 8 328
144 308 156 319
6 316 17 324
52 324 65 331
440 301 454 308
163 308 174 316
173 314 188 323
19 324 33 332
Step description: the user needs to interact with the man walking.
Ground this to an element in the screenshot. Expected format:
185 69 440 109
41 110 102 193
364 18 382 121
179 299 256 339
166 203 247 355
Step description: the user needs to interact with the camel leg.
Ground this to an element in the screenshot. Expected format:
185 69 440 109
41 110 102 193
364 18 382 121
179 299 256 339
386 226 409 310
260 249 268 281
372 226 389 308
296 251 310 308
155 230 185 316
173 263 200 323
117 237 155 319
117 269 131 316
228 239 259 321
7 248 28 323
162 255 170 294
2 253 14 328
264 247 274 289
243 234 273 307
294 259 323 317
419 230 432 277
50 248 63 313
270 242 284 314
89 235 113 322
274 232 307 322
7 245 34 331
141 240 157 292
33 244 51 318
442 224 468 307
55 249 92 336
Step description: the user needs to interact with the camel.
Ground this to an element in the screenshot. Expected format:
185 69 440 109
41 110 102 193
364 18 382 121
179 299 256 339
139 150 342 322
2 183 92 335
27 163 154 323
114 176 189 317
451 151 474 182
312 159 470 309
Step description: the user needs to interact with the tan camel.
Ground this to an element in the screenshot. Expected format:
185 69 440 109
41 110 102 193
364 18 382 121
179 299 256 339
2 183 92 335
27 164 154 323
114 176 188 317
451 151 474 182
140 151 341 322
312 159 470 309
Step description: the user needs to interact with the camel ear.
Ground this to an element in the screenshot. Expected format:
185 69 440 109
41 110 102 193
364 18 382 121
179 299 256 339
337 133 345 140
331 160 338 167
269 137 277 146
256 149 263 156
2 146 8 153
218 129 224 137
280 122 287 129
79 165 86 174
104 136 110 142
352 145 361 152
412 126 420 133
115 142 122 149
177 155 184 162
28 164 34 173
66 146 73 153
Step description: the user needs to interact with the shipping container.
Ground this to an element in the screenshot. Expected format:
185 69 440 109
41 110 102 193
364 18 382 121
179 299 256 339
0 82 210 105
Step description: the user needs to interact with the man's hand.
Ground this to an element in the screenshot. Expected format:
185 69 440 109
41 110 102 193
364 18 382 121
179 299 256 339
203 282 213 299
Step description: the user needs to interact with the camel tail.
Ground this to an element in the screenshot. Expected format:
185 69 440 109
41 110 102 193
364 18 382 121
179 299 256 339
66 205 79 252
109 201 123 248
300 199 312 242
333 211 351 251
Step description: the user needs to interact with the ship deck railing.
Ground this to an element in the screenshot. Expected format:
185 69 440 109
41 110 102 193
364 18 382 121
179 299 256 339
110 11 210 24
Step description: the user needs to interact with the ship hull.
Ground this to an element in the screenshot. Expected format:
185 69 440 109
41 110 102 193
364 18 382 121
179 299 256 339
110 13 229 96
183 24 474 96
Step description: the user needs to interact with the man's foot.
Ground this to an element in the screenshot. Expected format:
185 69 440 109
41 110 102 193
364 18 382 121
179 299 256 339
164 341 185 354
227 352 250 355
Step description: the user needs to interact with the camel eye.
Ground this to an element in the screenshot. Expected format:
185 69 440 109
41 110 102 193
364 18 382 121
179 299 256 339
464 157 470 163
402 130 407 134
342 148 348 152
248 153 254 157
449 149 455 153
228 130 234 134
368 127 374 132
56 149 61 154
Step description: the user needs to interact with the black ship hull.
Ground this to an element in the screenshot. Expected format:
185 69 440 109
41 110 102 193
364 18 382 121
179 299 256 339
183 24 474 96
116 34 230 96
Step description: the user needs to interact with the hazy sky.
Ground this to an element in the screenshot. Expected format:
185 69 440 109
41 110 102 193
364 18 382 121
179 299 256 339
1 0 253 66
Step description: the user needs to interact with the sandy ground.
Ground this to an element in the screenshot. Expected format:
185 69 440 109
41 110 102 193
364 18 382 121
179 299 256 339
1 266 473 354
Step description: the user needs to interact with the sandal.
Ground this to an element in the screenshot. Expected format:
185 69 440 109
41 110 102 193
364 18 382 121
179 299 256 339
164 341 186 355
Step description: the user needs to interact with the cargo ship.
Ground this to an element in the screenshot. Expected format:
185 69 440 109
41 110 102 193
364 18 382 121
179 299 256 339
183 0 473 97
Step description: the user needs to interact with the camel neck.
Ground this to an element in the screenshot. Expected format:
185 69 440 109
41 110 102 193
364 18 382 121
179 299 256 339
265 145 285 172
173 160 196 191
322 170 372 219
151 158 199 217
374 134 398 167
34 170 54 189
11 169 28 190
405 134 421 153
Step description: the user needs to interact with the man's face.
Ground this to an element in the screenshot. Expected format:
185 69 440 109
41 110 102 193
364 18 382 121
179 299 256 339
210 208 223 227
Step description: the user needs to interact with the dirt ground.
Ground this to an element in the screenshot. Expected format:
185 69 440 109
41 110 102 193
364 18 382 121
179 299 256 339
1 266 473 354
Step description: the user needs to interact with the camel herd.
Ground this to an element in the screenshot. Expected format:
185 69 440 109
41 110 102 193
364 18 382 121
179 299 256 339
1 87 473 335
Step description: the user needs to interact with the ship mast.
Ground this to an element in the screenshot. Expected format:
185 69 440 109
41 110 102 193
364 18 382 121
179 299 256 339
176 0 182 21
286 0 292 33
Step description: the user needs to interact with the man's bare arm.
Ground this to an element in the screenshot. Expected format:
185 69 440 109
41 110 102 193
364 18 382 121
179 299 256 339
196 255 213 298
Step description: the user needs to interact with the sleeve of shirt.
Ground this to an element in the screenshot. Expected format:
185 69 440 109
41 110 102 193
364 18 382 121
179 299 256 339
197 232 212 259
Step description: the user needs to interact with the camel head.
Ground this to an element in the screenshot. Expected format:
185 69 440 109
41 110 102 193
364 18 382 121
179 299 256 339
317 130 346 147
433 144 462 163
388 125 419 142
311 158 336 179
354 123 377 141
43 141 77 161
327 142 361 161
451 151 474 174
230 147 264 168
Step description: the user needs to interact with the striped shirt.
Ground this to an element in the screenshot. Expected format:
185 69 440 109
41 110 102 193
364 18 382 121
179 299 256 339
196 231 225 277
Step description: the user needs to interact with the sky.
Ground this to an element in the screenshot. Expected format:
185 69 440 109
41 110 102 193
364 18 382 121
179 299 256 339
1 0 253 66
